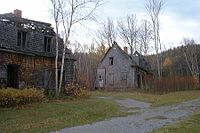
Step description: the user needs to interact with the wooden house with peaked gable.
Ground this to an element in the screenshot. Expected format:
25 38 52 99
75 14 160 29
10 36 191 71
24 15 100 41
0 9 76 89
95 42 151 89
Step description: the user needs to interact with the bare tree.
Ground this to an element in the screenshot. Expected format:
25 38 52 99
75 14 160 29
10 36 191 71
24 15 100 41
50 0 61 95
146 0 164 78
97 17 116 47
57 0 102 93
182 38 199 82
74 41 106 88
138 19 152 55
118 14 139 55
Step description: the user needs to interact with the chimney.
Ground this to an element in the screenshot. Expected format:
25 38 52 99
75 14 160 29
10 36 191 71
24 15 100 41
124 47 128 54
14 9 22 18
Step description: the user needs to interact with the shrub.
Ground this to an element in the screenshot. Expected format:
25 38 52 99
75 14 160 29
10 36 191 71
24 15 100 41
64 83 89 98
0 88 46 108
45 89 56 100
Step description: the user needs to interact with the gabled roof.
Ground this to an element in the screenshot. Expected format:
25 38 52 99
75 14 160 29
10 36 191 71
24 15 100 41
133 51 141 56
99 41 136 65
131 51 151 71
99 41 151 72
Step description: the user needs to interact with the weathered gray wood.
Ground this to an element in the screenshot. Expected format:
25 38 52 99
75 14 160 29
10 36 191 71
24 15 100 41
95 43 151 89
0 11 76 89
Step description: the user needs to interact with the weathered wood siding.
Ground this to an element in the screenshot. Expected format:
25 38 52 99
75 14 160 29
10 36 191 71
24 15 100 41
0 18 75 89
0 51 75 89
97 45 135 89
0 21 65 56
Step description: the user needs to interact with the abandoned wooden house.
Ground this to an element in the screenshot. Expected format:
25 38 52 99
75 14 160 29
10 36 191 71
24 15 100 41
95 42 151 89
0 9 76 89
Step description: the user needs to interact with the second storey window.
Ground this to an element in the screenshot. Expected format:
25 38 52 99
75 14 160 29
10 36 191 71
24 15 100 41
109 57 114 65
17 31 26 48
44 37 51 52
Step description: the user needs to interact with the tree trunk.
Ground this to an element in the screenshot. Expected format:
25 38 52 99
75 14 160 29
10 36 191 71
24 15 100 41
55 22 59 95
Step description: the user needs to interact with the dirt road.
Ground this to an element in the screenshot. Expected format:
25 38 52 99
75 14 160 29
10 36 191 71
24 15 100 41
53 98 200 133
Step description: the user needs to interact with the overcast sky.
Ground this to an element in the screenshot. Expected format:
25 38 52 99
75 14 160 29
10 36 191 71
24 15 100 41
0 0 199 50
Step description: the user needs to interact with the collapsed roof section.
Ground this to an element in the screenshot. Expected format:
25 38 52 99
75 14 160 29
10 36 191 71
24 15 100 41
0 11 55 36
0 9 75 60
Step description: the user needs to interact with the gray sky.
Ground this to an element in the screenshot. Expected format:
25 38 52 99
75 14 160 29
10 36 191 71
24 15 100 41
0 0 199 50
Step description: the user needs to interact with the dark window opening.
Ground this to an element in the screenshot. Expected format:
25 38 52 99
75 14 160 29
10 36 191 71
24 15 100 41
137 74 141 88
7 64 19 88
17 31 26 48
44 37 51 52
109 57 114 65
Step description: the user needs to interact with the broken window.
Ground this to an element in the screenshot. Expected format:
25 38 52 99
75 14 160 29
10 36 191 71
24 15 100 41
17 30 27 48
109 57 114 65
44 37 51 52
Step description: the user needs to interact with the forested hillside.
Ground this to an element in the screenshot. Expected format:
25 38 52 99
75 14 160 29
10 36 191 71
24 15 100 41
147 44 200 78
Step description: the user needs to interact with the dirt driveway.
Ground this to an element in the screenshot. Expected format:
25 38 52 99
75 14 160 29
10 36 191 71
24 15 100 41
53 98 200 133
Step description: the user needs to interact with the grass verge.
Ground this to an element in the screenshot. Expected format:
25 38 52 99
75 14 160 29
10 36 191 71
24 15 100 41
151 109 200 133
1 90 200 133
90 90 200 107
0 98 124 133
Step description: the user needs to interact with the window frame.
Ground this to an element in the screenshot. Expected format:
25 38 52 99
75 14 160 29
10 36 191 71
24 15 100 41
109 57 114 65
17 30 27 48
44 36 52 52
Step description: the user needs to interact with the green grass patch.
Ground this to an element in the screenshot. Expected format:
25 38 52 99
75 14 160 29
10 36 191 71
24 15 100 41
0 98 124 133
1 90 200 133
151 109 200 133
90 90 200 107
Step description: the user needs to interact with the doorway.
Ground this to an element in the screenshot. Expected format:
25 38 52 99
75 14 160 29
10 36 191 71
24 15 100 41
137 74 141 88
97 69 106 87
7 64 19 88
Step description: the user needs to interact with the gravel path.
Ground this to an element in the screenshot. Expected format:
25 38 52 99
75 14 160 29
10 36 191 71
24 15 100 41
115 99 150 113
53 98 200 133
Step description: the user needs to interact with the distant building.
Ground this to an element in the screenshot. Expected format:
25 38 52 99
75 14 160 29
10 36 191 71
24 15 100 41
0 9 76 89
95 42 151 89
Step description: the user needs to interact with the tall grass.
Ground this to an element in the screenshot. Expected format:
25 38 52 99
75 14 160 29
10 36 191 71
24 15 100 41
144 76 198 94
